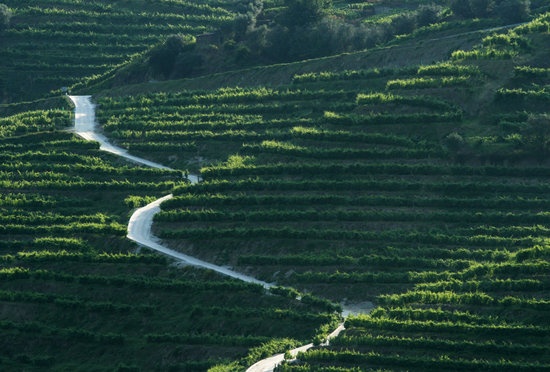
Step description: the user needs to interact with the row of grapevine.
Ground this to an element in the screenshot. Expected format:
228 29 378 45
95 15 550 370
0 0 241 101
0 108 341 370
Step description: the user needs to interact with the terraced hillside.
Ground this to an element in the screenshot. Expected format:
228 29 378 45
1 0 549 371
95 15 550 370
4 0 543 104
0 0 238 102
0 109 340 371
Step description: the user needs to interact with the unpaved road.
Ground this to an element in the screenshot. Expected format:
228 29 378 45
69 22 521 370
69 95 176 171
246 324 346 372
127 193 272 288
70 95 270 288
70 95 371 372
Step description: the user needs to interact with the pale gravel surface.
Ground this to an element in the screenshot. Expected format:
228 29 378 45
69 95 175 171
126 193 273 288
70 95 269 287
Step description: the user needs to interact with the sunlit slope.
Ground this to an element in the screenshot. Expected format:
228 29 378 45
96 14 550 370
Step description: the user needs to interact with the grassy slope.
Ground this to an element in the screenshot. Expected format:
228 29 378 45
102 20 498 97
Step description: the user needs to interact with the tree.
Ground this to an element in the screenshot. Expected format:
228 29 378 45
391 13 416 35
282 0 332 27
172 52 203 78
149 34 196 78
469 0 495 18
496 0 530 23
450 0 473 18
245 0 264 30
417 4 442 27
262 24 291 62
444 132 465 153
0 4 12 31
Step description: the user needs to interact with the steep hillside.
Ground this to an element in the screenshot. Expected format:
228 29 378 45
0 0 549 371
96 14 550 371
0 110 339 371
0 0 239 103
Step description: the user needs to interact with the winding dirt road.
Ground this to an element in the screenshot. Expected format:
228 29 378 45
70 95 271 288
69 95 174 170
246 324 346 372
127 194 272 288
70 95 369 371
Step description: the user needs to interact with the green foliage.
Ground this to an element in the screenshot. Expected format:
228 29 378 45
386 76 474 89
282 0 333 26
451 12 550 64
208 361 241 372
451 0 474 18
296 347 549 370
124 195 159 209
356 92 455 110
0 0 236 101
522 113 550 161
515 244 550 262
451 48 517 60
451 0 530 21
183 0 453 69
444 132 466 153
513 11 550 33
469 0 496 18
0 110 70 138
483 32 530 50
417 4 444 27
417 62 481 76
0 110 340 371
244 338 302 366
0 3 11 31
149 34 197 78
391 12 417 35
16 14 545 370
270 286 301 299
293 66 411 83
514 65 550 78
497 0 531 22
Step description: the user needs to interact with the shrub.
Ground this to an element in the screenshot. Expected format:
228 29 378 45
391 13 417 35
244 338 301 366
444 132 466 153
522 113 550 161
417 4 443 27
